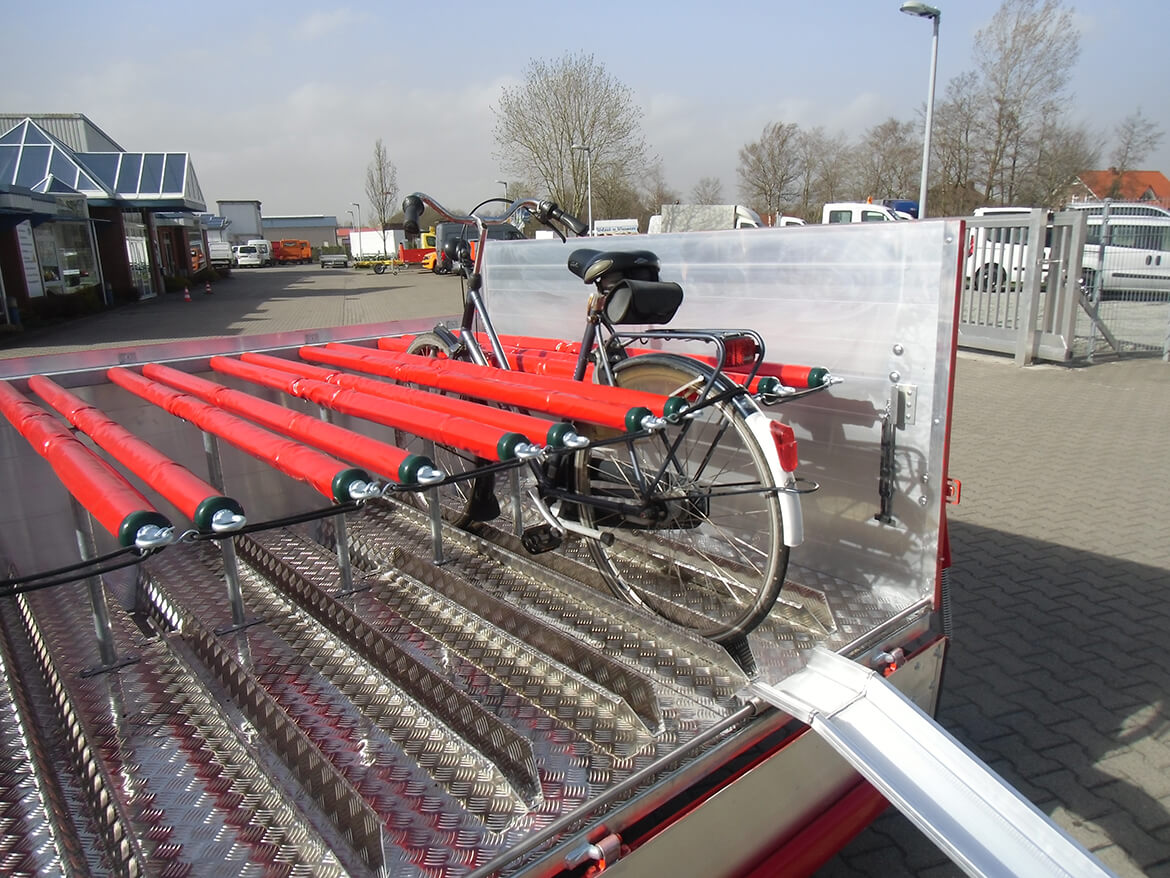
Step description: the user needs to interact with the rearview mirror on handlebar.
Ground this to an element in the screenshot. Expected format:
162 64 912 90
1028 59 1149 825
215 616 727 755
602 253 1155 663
402 195 424 236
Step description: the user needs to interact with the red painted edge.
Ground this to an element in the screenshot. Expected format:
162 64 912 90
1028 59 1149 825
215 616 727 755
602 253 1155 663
735 779 890 878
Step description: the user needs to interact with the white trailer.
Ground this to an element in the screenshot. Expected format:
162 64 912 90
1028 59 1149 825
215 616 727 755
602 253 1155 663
651 203 764 233
351 228 404 258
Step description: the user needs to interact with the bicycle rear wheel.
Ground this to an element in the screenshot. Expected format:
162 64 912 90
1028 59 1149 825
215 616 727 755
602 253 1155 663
573 353 787 642
395 332 497 527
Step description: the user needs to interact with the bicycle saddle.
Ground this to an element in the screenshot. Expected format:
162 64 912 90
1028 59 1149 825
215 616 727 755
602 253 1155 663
567 249 661 289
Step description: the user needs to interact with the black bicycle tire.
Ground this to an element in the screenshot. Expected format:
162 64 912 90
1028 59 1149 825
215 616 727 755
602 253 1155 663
574 353 787 642
399 332 495 527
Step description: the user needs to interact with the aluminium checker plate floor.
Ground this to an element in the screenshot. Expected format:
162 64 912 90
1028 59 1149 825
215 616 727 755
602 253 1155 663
0 495 914 876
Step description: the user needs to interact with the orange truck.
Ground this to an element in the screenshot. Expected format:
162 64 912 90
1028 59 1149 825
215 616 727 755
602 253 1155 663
272 239 312 264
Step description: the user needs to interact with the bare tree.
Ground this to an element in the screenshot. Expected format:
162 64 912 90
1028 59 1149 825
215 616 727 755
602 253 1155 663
365 138 399 254
930 71 983 215
737 122 801 215
1108 108 1165 196
853 118 920 200
809 131 856 217
637 160 680 230
1024 112 1099 206
492 53 648 217
973 0 1080 203
691 177 723 203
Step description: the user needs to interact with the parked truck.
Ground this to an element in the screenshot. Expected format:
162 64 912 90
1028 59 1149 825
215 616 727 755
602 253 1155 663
208 240 234 271
648 203 764 233
397 227 437 265
272 239 312 264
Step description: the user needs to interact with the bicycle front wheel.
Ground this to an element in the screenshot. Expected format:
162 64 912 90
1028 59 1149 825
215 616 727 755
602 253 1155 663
395 332 497 527
573 353 787 643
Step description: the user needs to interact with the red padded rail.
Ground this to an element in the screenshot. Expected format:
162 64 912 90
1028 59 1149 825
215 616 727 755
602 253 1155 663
141 364 434 487
479 332 831 391
108 368 371 505
369 339 677 414
233 352 571 448
28 375 242 534
211 356 531 462
311 343 668 432
0 380 171 546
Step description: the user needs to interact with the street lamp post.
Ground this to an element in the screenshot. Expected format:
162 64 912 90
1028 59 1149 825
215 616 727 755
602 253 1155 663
900 1 941 219
570 144 593 234
346 209 355 257
495 179 508 200
351 202 361 257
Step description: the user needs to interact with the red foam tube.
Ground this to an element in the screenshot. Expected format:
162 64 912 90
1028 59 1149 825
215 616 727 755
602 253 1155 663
231 352 565 447
107 368 369 505
368 339 674 415
210 356 527 462
28 375 242 534
468 331 829 391
636 353 826 391
307 344 659 432
140 364 426 485
0 380 170 546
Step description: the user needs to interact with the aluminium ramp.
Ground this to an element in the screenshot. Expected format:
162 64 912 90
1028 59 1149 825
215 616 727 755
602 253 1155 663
747 648 1115 878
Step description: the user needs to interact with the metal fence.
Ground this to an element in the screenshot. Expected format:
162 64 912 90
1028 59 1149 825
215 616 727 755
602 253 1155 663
958 207 1170 364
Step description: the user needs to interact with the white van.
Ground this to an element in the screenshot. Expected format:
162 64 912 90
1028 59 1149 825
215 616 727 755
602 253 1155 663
246 239 273 267
966 207 1052 291
821 202 903 223
235 244 263 268
1065 201 1170 218
1082 215 1170 300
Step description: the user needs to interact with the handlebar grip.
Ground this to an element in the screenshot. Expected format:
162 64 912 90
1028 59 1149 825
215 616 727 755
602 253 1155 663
538 200 589 237
402 195 424 236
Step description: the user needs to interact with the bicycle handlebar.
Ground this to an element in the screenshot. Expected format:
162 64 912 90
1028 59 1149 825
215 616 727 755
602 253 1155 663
402 193 588 238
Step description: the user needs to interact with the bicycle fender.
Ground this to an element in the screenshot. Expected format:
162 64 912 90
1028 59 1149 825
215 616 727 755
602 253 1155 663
744 410 804 547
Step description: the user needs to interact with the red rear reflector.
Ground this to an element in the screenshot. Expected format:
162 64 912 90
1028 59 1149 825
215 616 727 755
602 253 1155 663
769 420 799 472
946 478 962 504
724 335 757 368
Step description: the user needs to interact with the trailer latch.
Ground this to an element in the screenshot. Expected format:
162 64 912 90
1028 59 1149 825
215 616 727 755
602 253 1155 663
564 832 623 872
946 478 962 505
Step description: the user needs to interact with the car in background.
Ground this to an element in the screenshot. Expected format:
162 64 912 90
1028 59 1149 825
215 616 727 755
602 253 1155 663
1065 201 1170 218
1082 215 1170 301
235 244 263 268
430 221 526 274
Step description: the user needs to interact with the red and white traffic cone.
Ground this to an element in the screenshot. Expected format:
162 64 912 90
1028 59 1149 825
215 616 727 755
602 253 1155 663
204 280 213 295
183 287 191 302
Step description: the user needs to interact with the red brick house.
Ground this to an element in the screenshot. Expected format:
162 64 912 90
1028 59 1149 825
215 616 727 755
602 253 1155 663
1067 169 1170 209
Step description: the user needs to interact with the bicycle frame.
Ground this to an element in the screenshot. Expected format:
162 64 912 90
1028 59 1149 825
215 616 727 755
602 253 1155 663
402 192 770 410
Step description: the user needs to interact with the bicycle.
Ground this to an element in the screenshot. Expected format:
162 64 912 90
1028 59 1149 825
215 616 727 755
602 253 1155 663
388 191 826 643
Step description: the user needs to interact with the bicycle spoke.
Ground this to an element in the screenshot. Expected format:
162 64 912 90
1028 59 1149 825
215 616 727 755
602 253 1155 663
575 354 787 642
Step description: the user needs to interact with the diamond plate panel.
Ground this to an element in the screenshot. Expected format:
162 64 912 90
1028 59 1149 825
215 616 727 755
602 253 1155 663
12 579 347 877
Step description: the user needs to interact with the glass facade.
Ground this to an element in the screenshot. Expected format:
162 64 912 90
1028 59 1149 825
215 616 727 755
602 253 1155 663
123 212 155 299
0 117 205 305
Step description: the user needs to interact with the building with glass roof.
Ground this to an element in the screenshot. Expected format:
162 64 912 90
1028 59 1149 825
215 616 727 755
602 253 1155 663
0 114 207 318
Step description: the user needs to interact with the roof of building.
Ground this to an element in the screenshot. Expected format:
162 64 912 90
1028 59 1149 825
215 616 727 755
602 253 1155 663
1076 169 1170 205
0 113 124 152
0 181 64 228
0 118 205 211
262 215 339 229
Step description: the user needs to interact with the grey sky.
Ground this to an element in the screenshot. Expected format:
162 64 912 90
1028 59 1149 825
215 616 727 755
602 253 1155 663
5 0 1167 224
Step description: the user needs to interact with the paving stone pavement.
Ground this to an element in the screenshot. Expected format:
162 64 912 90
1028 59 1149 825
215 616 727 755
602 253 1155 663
2 268 1168 876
